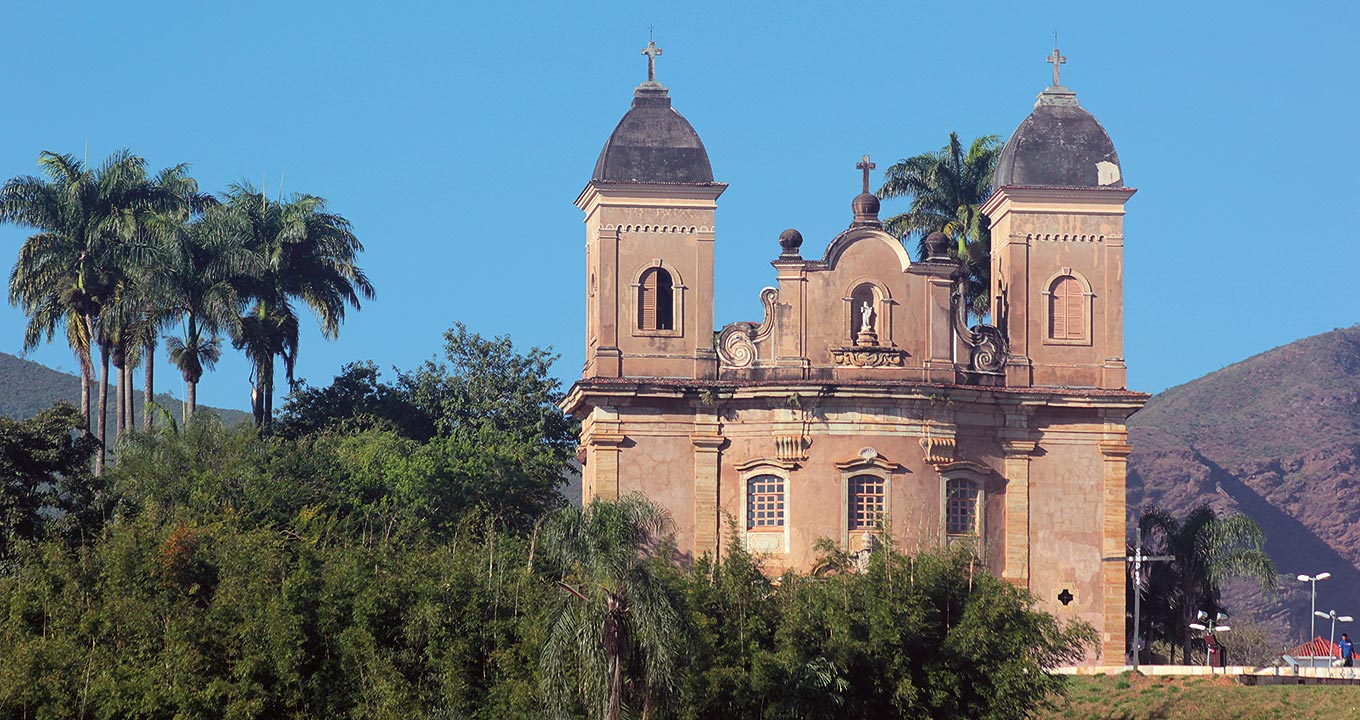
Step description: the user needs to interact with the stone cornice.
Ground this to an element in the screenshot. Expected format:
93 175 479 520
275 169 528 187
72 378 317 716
576 181 727 213
1002 440 1039 456
560 378 1150 417
585 432 628 447
690 434 725 450
982 184 1136 220
1098 442 1134 458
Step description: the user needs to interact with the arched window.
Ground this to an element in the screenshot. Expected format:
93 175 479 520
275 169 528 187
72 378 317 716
1048 275 1086 342
944 477 981 536
747 475 785 529
848 474 885 531
638 267 674 331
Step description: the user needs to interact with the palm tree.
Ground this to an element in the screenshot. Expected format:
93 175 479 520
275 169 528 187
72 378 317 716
3 150 164 472
218 183 373 426
1138 505 1277 664
138 167 223 422
540 495 681 720
877 133 1000 319
159 208 247 420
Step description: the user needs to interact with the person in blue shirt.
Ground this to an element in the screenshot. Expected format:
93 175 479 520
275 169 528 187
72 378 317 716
1341 633 1354 668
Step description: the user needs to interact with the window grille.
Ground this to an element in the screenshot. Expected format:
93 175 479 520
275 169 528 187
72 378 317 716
747 475 785 529
848 474 885 531
945 477 980 536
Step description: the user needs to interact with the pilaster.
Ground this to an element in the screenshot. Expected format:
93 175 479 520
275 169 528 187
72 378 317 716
772 259 808 369
1001 439 1036 585
1000 404 1038 585
692 409 724 557
585 433 627 501
1098 437 1133 665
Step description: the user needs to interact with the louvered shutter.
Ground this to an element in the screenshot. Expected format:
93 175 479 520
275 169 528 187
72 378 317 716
639 270 658 330
1050 279 1067 339
1049 276 1084 341
1064 277 1084 340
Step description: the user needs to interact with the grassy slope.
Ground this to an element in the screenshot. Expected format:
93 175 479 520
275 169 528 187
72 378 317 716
1057 673 1360 720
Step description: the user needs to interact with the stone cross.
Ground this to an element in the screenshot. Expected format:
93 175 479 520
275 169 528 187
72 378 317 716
1046 46 1066 87
856 154 875 194
642 39 663 83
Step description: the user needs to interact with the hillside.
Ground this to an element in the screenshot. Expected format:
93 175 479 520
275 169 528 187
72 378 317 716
1128 326 1360 638
0 351 251 426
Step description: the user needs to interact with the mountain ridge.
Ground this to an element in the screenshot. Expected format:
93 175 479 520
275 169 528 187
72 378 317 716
0 350 250 426
1128 325 1360 639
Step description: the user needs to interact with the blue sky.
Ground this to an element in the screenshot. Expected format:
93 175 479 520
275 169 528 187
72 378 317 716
2 0 1356 412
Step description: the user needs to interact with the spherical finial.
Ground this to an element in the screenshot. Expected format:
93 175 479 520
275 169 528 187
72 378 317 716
851 192 880 226
778 228 803 258
924 231 952 261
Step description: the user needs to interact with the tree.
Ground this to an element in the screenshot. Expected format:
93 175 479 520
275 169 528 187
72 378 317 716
877 133 1000 319
218 184 374 426
3 150 168 473
1138 504 1277 664
134 164 219 427
276 361 432 440
399 322 575 453
540 496 682 720
155 203 246 421
0 402 103 560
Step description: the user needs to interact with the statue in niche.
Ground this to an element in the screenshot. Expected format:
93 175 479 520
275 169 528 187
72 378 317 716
856 300 879 347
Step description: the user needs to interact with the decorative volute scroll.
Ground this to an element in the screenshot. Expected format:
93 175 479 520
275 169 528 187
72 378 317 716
717 323 758 367
717 287 778 368
950 269 1008 380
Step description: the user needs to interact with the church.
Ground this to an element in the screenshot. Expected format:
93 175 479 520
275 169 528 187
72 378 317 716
561 41 1146 664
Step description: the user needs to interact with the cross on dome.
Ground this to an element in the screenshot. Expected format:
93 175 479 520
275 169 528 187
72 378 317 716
642 33 663 83
856 154 876 194
1046 44 1067 87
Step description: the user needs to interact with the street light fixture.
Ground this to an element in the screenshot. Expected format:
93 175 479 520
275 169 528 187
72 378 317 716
1188 611 1231 668
1298 572 1332 640
1314 609 1352 670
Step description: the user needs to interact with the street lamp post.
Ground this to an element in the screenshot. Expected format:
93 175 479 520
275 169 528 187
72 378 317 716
1298 572 1332 640
1189 611 1231 670
1314 609 1353 671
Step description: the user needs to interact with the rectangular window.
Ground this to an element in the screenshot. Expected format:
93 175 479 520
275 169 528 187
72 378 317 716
848 475 885 531
748 476 785 529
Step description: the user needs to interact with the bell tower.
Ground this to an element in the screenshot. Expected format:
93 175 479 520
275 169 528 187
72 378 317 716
982 47 1135 390
576 39 726 380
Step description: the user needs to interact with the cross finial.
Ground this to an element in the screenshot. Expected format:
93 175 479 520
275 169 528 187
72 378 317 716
1046 41 1067 87
856 154 876 194
642 31 663 83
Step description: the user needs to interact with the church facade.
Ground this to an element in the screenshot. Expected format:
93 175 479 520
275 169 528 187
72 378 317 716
562 44 1146 664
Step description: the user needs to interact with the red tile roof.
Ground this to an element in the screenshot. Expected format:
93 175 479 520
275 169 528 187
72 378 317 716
1287 637 1340 658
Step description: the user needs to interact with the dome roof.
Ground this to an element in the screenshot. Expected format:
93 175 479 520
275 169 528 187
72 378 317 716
994 87 1122 189
592 84 714 184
